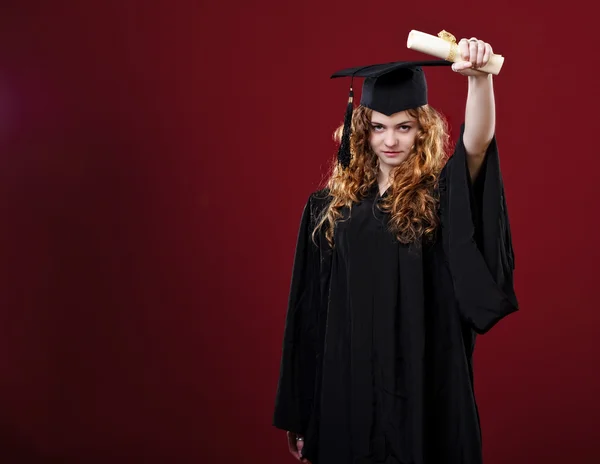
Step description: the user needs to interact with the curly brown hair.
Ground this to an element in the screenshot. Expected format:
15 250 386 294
313 104 450 246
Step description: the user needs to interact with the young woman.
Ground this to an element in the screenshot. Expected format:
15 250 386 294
273 37 519 464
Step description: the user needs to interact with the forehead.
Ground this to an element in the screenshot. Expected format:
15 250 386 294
370 110 416 123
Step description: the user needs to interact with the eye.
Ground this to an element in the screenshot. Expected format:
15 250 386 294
399 125 412 131
371 124 384 132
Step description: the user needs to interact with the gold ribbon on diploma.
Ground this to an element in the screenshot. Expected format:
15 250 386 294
437 30 458 62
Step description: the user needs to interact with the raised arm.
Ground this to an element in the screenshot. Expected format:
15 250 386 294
451 37 496 181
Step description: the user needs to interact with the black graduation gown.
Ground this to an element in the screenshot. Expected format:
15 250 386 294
273 125 518 464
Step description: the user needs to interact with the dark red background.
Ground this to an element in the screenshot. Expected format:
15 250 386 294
0 1 597 462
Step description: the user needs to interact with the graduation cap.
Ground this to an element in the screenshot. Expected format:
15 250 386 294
331 60 452 169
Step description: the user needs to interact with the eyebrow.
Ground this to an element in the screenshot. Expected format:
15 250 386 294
371 120 414 126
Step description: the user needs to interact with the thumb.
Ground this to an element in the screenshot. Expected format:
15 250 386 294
451 61 472 73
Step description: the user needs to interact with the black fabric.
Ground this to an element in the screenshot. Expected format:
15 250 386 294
330 60 452 116
273 126 518 464
330 60 452 79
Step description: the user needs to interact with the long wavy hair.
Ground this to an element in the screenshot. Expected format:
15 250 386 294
313 104 450 247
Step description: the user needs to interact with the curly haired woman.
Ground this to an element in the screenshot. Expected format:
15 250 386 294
273 37 519 464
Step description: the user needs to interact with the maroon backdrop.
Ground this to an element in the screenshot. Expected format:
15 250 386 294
0 1 597 462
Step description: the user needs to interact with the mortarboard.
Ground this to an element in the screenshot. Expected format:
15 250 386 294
330 60 452 169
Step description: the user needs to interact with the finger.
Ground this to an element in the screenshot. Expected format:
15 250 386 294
297 443 310 464
458 38 470 62
289 447 301 460
482 43 492 66
294 435 306 461
287 433 301 459
452 61 473 72
297 437 308 461
476 40 485 68
286 432 296 449
468 38 478 67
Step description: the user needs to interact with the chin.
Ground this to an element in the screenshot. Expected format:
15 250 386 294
380 157 406 168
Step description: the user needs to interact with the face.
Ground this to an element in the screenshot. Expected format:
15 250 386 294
369 110 419 170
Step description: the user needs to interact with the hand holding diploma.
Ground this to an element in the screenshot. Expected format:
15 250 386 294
407 30 504 75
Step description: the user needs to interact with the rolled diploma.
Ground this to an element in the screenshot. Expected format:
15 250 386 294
406 30 504 75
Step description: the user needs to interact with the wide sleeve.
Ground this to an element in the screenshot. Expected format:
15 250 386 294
272 194 322 434
440 123 519 334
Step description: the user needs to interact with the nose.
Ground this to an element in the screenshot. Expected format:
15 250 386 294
384 130 398 148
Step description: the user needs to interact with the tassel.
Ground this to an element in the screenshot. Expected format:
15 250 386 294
337 85 354 169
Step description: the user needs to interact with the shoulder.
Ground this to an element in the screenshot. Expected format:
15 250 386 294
304 187 331 212
297 188 330 227
308 188 331 208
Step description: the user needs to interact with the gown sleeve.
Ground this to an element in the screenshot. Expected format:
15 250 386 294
272 193 323 434
440 123 519 334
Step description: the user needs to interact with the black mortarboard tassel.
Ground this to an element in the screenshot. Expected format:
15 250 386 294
337 82 353 169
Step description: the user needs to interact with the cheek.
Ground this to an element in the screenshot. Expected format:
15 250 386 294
368 134 375 150
402 131 418 147
369 133 382 147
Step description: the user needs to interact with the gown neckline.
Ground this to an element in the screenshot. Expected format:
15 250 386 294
367 181 390 200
